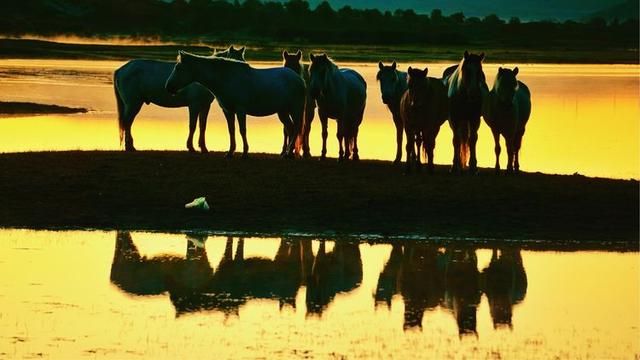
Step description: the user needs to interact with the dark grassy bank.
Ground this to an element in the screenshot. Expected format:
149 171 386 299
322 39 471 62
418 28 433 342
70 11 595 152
0 101 88 115
0 151 637 243
0 38 638 64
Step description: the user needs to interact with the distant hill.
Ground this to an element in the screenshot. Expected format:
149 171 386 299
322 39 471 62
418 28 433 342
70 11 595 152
584 0 639 21
268 0 625 21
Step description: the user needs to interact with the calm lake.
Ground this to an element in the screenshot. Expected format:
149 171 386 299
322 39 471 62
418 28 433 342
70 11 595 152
0 230 637 359
0 60 638 179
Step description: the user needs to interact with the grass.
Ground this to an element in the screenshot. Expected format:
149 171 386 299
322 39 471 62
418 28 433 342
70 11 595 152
0 38 638 64
0 101 88 115
0 151 637 244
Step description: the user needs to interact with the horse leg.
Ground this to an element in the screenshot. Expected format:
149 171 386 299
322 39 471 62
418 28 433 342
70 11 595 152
123 102 142 152
514 131 524 174
492 130 501 174
426 129 438 174
277 112 295 158
303 101 315 158
468 116 481 174
352 123 360 161
451 132 461 173
223 110 236 158
319 112 329 160
337 120 345 162
197 104 210 154
281 127 289 157
186 107 197 153
404 126 414 173
237 112 249 159
506 136 515 174
393 111 403 164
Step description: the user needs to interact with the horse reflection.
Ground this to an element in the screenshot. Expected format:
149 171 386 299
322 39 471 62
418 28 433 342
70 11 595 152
306 240 363 315
374 244 527 336
110 232 314 316
480 248 528 329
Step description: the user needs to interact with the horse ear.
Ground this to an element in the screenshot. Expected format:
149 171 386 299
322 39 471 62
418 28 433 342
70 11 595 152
310 54 316 62
423 67 429 76
378 61 384 70
392 61 397 70
239 46 246 55
480 52 485 61
408 66 413 73
464 50 469 59
498 67 503 73
513 67 519 76
295 50 302 60
283 50 289 58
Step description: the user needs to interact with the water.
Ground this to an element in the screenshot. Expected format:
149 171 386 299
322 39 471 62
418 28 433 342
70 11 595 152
0 60 638 179
0 230 637 359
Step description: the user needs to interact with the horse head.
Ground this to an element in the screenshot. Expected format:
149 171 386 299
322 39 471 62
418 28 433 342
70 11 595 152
308 53 333 98
377 61 400 105
165 51 196 95
214 45 246 62
407 66 430 108
495 67 520 105
283 49 303 75
459 50 486 101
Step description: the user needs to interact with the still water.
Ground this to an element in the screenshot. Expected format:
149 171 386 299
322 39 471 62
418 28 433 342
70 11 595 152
0 59 638 179
0 230 638 359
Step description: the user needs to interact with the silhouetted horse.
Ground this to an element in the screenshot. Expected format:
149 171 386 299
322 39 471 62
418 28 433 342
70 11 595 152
283 50 316 158
483 67 532 173
441 246 481 336
306 240 363 315
309 54 367 161
165 51 306 158
113 46 244 152
443 51 487 173
481 248 528 329
374 243 403 308
376 61 408 164
399 66 449 173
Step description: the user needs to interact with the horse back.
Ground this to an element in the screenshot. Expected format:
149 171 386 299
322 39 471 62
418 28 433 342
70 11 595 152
515 81 532 125
340 68 367 107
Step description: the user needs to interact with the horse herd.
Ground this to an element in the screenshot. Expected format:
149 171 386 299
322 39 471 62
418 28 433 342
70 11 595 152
113 46 531 173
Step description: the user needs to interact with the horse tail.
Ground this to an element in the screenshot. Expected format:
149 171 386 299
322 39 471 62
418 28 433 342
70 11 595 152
294 99 308 155
459 123 470 168
113 70 126 147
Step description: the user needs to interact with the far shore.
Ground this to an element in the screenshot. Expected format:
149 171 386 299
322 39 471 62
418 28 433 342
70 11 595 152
0 38 638 64
0 151 637 244
0 101 88 116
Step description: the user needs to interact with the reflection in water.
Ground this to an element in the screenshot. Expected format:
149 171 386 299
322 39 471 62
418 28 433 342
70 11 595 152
375 243 527 335
1 229 638 359
111 232 527 336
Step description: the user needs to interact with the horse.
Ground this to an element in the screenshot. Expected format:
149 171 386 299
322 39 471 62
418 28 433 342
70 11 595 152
282 50 316 158
165 51 306 158
113 46 245 152
399 66 449 173
443 51 487 173
308 53 367 161
482 67 532 173
376 61 408 164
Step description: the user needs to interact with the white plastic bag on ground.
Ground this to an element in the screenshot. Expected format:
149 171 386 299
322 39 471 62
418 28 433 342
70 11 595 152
185 197 210 211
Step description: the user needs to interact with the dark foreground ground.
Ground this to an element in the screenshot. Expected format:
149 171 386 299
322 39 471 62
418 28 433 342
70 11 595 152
0 151 637 245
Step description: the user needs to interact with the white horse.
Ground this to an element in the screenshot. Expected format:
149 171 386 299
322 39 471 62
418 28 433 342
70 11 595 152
113 46 245 152
482 67 532 173
308 54 367 161
376 61 408 164
165 51 306 158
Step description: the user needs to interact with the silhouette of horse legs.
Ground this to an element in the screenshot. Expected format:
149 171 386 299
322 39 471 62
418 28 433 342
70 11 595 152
337 120 346 161
237 113 249 159
123 102 142 152
277 112 295 158
197 104 210 153
492 130 501 173
392 111 403 164
223 110 236 158
319 111 329 160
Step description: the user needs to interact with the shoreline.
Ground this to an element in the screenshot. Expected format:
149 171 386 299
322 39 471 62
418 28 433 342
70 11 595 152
1 38 638 64
0 151 637 243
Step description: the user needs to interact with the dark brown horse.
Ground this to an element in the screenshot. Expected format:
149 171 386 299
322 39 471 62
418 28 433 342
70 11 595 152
443 51 487 173
399 67 449 173
282 50 316 158
376 61 408 164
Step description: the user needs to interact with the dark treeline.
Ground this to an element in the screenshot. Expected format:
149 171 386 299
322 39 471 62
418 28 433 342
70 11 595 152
1 0 637 49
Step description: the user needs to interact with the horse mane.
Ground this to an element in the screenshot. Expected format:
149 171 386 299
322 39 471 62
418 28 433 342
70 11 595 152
447 58 465 97
178 51 249 67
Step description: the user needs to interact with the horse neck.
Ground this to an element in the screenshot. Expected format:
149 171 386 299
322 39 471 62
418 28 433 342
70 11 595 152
395 71 408 99
325 63 343 99
191 58 247 92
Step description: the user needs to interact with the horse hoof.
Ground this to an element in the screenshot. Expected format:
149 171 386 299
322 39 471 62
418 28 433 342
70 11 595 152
200 148 209 154
187 147 197 153
352 154 360 161
393 159 401 166
225 152 234 159
125 147 136 152
242 152 249 160
303 152 312 159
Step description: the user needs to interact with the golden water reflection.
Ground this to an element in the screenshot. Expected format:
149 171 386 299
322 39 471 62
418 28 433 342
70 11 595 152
0 230 638 359
0 60 638 178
